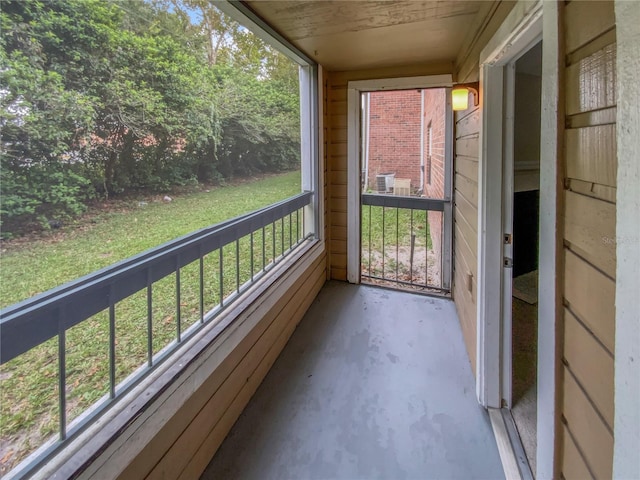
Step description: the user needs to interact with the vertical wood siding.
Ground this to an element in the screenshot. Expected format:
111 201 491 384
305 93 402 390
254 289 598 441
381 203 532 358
560 2 617 478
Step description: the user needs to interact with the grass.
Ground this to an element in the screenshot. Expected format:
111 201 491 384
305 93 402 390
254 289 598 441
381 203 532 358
0 171 301 473
361 205 438 285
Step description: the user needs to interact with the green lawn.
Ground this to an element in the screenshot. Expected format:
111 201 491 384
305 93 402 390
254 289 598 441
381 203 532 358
0 171 301 473
1 172 301 307
361 205 439 287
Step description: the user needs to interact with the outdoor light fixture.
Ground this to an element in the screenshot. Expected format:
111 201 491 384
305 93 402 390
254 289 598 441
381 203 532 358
452 82 479 111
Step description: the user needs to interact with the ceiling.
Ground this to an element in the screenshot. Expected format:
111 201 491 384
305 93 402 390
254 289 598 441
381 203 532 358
243 1 485 71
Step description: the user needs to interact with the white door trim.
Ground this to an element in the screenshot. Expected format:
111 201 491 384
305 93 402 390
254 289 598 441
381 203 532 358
346 75 453 284
476 1 543 409
476 1 564 478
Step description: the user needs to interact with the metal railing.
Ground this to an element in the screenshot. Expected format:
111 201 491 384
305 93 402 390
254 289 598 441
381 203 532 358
0 191 313 477
361 193 447 292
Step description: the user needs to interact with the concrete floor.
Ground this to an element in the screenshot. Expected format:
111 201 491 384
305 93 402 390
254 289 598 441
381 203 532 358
202 282 504 480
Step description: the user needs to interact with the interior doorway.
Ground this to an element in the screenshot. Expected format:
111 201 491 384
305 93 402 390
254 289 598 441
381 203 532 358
505 41 542 476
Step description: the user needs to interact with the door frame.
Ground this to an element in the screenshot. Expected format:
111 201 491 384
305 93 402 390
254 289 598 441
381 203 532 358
476 1 561 478
346 75 453 285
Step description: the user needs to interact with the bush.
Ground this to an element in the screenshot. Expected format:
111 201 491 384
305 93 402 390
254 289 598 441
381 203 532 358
0 165 95 237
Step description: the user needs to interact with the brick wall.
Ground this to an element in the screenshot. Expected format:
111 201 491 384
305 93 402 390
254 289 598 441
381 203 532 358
365 88 447 286
423 88 447 284
366 90 422 192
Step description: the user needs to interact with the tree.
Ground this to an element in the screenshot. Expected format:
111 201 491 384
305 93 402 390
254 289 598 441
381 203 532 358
0 0 302 236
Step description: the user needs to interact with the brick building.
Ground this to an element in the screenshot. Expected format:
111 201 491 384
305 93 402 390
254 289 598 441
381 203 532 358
365 88 446 280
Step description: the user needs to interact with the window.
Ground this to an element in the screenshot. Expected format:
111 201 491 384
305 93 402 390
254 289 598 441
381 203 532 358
0 1 318 476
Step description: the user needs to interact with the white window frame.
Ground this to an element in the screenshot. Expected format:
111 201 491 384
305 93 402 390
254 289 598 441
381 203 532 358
217 1 321 240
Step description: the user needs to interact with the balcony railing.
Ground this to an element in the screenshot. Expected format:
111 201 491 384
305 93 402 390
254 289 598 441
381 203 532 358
0 191 313 478
361 193 447 292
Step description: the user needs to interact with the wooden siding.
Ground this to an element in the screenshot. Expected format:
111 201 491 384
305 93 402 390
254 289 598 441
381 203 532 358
79 245 327 479
560 2 617 478
451 1 515 370
453 105 480 370
325 63 453 282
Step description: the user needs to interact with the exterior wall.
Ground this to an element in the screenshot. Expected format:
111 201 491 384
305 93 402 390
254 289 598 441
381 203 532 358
423 88 447 284
452 1 516 371
326 63 454 281
560 2 617 478
452 0 618 476
366 90 422 191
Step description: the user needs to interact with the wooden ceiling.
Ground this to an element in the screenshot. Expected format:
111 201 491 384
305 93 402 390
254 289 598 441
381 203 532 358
243 1 485 71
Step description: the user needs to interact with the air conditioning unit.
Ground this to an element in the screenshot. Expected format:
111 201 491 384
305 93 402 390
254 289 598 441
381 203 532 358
376 173 395 193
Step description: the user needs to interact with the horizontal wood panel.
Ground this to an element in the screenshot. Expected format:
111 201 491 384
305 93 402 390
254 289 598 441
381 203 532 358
564 308 614 427
566 29 616 67
330 113 347 128
455 212 478 267
455 108 480 139
566 178 616 204
456 135 479 158
330 253 347 271
454 189 478 234
455 173 478 206
565 1 614 54
562 424 595 480
563 367 614 480
454 216 478 258
329 197 347 213
565 125 617 187
331 225 347 241
150 262 325 479
454 222 477 279
328 99 346 113
330 170 348 186
329 156 347 172
455 155 479 184
176 271 326 479
563 249 615 353
331 128 347 143
84 246 326 479
564 190 616 278
329 86 347 102
453 262 476 372
329 142 347 158
331 212 347 229
567 107 616 129
566 43 616 115
331 238 347 255
330 266 347 281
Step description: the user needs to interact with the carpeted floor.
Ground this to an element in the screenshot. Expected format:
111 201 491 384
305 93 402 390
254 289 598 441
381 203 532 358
511 294 538 475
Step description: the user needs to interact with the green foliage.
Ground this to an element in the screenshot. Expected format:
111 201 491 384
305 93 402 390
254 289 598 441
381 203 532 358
0 164 95 236
0 0 302 235
0 171 301 472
